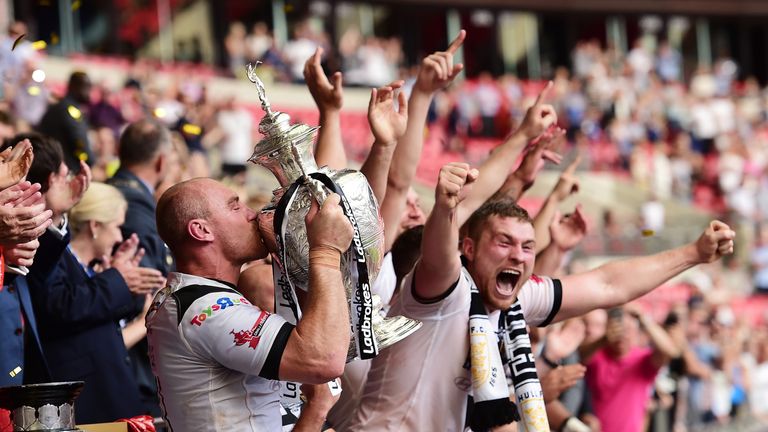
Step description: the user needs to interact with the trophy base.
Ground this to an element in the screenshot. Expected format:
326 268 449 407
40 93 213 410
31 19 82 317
374 315 423 351
346 294 423 362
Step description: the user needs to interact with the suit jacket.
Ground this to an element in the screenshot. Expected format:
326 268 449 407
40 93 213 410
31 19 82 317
108 168 173 275
0 275 49 387
0 225 69 387
27 230 144 424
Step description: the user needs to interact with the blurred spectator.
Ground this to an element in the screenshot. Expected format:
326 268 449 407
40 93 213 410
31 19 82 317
246 22 273 62
10 59 49 127
344 36 398 87
224 21 247 76
640 193 666 233
109 119 174 274
0 21 37 86
474 72 502 137
38 71 94 171
656 41 682 83
108 119 175 418
585 305 680 432
283 20 320 83
751 336 768 423
214 96 252 185
751 224 768 294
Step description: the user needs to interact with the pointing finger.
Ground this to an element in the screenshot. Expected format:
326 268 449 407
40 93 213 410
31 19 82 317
564 154 582 175
446 29 466 54
534 80 553 106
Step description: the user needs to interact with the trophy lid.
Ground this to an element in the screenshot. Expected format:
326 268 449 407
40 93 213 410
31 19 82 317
246 62 319 163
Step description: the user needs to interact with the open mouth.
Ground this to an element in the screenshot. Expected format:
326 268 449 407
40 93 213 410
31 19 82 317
496 270 520 297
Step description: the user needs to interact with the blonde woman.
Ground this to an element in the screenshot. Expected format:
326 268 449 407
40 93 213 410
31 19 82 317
68 182 157 348
28 182 165 424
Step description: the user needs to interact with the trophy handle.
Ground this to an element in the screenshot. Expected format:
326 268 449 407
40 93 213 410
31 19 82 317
291 142 328 204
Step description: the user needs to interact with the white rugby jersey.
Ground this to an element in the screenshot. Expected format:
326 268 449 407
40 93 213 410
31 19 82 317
347 270 562 431
146 272 294 432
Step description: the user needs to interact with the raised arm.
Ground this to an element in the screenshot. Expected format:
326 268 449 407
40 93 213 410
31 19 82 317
360 81 407 204
533 205 587 276
532 154 580 253
415 162 478 301
555 220 735 323
279 193 354 384
626 305 681 367
456 82 559 226
304 47 347 170
492 128 564 203
380 30 465 250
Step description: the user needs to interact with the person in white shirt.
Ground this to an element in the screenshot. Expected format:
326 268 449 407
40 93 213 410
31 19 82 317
147 178 353 431
347 161 735 431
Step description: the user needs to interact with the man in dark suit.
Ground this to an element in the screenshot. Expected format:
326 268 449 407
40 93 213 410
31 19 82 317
0 240 61 388
37 71 94 171
108 119 174 275
0 139 59 388
108 119 175 417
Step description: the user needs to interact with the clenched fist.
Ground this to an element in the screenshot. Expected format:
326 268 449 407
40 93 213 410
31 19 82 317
694 220 735 263
435 162 479 211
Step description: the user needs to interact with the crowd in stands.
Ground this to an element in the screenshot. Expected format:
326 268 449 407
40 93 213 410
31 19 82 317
0 17 767 432
229 19 768 294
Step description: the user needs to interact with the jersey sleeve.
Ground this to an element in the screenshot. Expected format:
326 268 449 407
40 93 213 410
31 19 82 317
180 292 294 380
397 263 471 321
517 274 563 327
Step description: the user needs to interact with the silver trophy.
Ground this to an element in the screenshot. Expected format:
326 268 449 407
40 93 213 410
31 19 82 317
0 381 84 431
246 63 421 361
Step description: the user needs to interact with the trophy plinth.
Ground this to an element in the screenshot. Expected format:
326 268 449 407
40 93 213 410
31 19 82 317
245 62 421 361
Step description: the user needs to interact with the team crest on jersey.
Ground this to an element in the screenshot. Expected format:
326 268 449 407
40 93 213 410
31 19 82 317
230 310 270 349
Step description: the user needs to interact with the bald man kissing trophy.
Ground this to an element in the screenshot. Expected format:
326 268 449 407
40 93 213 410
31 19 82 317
244 63 422 416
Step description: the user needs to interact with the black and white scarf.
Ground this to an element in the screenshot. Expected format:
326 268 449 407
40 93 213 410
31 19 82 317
467 268 549 432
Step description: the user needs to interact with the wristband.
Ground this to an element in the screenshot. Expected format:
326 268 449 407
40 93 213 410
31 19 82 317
541 348 561 369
